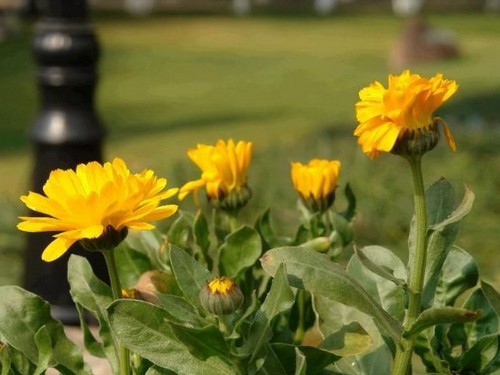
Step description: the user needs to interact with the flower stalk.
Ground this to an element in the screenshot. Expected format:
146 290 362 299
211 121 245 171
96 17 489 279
102 248 130 375
392 155 428 375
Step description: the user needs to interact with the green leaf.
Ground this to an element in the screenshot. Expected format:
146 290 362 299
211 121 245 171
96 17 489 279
125 228 165 267
145 366 177 375
333 344 392 375
169 323 232 362
259 345 287 375
168 211 195 250
413 329 452 375
320 322 373 357
432 246 479 307
155 293 205 327
417 179 472 308
193 210 211 255
67 255 118 372
340 182 356 221
115 246 153 288
219 225 262 278
0 286 89 374
461 334 498 372
33 326 52 375
313 295 381 354
271 344 339 375
353 246 406 287
169 245 210 311
260 246 401 343
482 281 500 316
108 299 237 375
243 264 295 366
403 307 481 339
255 208 291 249
429 184 474 232
295 348 307 375
347 245 407 323
463 288 498 348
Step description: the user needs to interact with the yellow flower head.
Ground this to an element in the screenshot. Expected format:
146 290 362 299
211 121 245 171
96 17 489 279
207 276 236 295
17 158 178 262
291 159 341 212
179 139 252 210
354 70 459 159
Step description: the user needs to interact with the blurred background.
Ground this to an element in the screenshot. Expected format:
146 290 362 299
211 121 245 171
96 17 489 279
0 0 499 291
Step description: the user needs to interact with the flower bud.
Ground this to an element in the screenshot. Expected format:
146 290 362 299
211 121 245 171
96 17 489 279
199 276 243 315
302 237 331 253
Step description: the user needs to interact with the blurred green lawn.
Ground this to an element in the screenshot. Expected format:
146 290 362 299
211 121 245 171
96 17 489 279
1 12 499 288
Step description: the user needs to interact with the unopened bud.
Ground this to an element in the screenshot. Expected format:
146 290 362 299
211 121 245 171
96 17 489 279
199 276 243 315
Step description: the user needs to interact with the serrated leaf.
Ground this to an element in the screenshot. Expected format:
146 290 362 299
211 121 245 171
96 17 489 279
404 307 481 339
107 299 236 375
260 246 401 343
169 245 210 311
219 225 262 278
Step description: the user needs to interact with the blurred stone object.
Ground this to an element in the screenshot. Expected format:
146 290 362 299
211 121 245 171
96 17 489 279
314 0 338 15
124 0 156 16
24 0 108 325
233 0 251 16
392 0 423 16
390 17 460 69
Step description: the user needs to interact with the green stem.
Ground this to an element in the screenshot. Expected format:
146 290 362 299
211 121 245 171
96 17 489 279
102 249 130 375
392 156 428 375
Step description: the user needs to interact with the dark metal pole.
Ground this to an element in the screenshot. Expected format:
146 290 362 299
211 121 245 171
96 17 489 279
23 0 108 324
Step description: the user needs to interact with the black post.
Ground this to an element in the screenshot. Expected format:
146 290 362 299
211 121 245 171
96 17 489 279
23 0 108 324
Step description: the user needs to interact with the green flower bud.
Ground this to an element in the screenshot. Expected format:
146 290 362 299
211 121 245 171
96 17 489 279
199 276 243 315
302 237 331 253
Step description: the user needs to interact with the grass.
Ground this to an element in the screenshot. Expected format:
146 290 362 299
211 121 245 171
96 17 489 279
1 12 499 288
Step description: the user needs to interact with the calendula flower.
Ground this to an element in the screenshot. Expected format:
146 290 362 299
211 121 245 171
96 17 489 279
355 70 458 159
17 158 178 262
291 159 341 212
179 139 252 211
199 276 243 315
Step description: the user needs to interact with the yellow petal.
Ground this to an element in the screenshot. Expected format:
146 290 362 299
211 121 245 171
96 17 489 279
42 237 77 262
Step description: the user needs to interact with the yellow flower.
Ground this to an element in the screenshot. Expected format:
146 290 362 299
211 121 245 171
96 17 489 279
17 158 178 262
354 70 458 159
179 139 252 210
291 159 341 212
